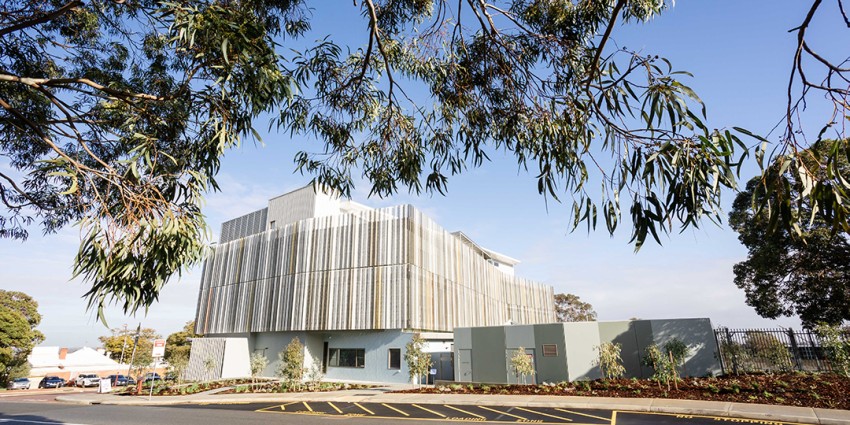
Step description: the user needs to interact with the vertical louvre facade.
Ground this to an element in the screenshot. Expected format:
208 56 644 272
196 202 554 335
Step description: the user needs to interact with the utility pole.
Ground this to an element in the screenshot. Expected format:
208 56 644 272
119 324 128 365
127 323 141 377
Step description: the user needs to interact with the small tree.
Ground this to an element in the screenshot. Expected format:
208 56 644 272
404 333 432 387
664 338 691 377
276 337 305 388
816 323 850 377
250 352 269 385
595 342 626 380
510 347 534 385
203 357 217 382
305 356 324 390
643 344 675 391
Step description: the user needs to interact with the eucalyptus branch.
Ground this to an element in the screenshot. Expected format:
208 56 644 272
0 0 82 37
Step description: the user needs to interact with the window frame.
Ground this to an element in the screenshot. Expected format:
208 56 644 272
328 348 366 368
388 348 401 370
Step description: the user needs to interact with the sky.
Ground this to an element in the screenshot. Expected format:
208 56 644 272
2 1 846 347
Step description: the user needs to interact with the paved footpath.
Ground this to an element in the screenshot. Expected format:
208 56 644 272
54 387 850 425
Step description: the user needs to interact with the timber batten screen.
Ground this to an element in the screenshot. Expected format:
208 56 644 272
196 205 554 334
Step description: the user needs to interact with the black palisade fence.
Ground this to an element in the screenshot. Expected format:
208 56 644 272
714 327 850 375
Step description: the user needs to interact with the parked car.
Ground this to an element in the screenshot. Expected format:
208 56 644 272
7 378 30 390
105 374 134 386
38 376 65 388
74 374 101 387
141 372 161 383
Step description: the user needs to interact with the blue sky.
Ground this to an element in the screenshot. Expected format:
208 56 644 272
2 1 844 347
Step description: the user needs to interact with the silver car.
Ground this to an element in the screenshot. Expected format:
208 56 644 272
7 378 30 390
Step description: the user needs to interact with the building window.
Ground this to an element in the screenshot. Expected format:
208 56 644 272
542 344 558 357
329 348 365 368
269 220 276 229
388 348 401 369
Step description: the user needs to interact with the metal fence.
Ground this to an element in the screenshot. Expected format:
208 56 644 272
714 327 849 375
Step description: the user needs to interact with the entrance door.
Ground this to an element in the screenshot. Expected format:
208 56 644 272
322 342 329 374
457 349 472 382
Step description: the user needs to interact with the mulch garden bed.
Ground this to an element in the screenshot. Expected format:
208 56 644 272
398 373 850 410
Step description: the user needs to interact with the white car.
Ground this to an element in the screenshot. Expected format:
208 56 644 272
74 374 101 387
7 378 30 390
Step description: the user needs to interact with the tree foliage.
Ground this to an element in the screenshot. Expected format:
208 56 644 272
99 325 160 369
2 0 849 316
554 293 597 322
0 290 43 386
275 337 304 385
510 347 534 384
729 140 850 327
404 333 431 386
164 320 199 364
595 341 625 380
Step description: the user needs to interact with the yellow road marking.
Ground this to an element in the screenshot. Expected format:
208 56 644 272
280 402 298 411
611 411 617 425
617 411 810 425
516 407 573 422
444 405 486 419
303 402 313 412
328 402 343 414
555 408 611 422
354 402 375 415
478 406 528 421
412 403 446 418
382 403 410 416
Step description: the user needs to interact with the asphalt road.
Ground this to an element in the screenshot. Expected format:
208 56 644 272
0 395 807 425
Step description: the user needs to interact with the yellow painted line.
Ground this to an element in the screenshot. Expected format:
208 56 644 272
611 411 617 425
478 406 528 421
412 403 446 418
617 411 810 425
354 402 375 415
382 403 410 416
516 407 573 422
328 402 343 414
303 402 313 412
444 404 486 419
280 402 298 411
556 408 611 422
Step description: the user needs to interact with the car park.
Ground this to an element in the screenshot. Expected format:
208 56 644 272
7 378 30 390
38 376 65 388
74 374 101 387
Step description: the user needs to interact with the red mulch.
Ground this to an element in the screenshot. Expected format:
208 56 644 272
397 374 850 410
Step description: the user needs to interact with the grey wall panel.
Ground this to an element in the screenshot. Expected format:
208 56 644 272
267 186 317 230
599 321 643 379
563 322 602 381
633 320 655 378
322 330 413 383
470 327 507 383
649 318 721 377
220 208 268 243
533 324 569 383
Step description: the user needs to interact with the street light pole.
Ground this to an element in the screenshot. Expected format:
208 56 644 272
127 323 140 377
119 324 128 365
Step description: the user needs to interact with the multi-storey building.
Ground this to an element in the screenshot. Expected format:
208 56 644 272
188 184 554 383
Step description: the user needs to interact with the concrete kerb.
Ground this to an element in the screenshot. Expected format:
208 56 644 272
53 391 850 425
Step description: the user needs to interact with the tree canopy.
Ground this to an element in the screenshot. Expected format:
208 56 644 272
0 290 44 386
2 0 848 319
164 320 199 364
554 292 597 322
729 140 850 328
99 325 161 369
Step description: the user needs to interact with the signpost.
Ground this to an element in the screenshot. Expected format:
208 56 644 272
149 339 166 400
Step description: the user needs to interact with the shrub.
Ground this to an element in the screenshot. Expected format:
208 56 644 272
595 342 626 380
510 347 534 384
664 338 691 376
404 333 432 387
275 337 304 387
815 323 850 378
643 344 676 390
